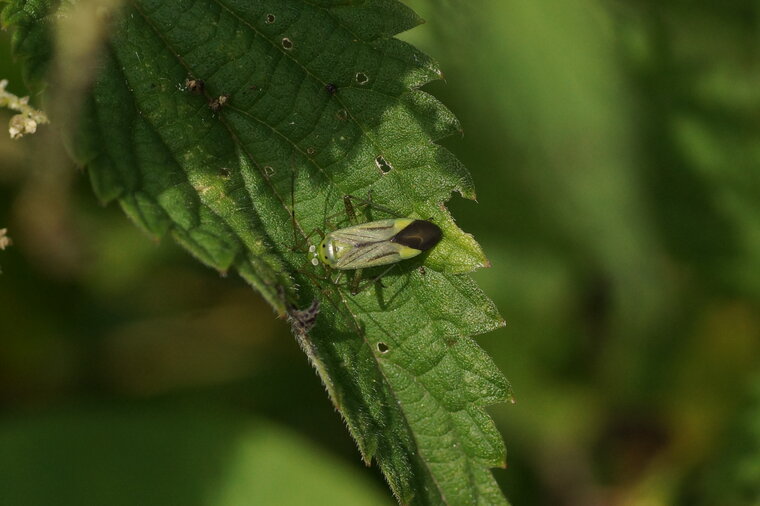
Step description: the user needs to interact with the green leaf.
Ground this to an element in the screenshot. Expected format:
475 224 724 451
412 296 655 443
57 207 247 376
2 0 511 503
0 0 54 91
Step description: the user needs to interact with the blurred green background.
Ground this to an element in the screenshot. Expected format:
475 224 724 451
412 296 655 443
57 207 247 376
1 1 759 504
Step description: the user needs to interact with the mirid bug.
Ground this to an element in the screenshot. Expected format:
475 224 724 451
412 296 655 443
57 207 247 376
309 218 442 270
289 167 439 294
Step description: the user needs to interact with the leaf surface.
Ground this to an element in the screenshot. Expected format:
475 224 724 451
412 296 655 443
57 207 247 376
2 0 511 503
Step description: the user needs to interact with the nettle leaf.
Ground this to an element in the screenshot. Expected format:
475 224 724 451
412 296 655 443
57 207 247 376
3 0 512 503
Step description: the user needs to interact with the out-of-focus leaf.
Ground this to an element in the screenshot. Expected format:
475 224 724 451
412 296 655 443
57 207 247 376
691 375 760 505
620 3 760 298
0 407 391 506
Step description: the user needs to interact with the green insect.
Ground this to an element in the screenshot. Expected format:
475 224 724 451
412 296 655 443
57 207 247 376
288 157 440 294
309 218 442 270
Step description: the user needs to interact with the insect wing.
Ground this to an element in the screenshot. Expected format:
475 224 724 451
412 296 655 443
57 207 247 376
335 240 408 269
329 219 401 244
329 219 412 270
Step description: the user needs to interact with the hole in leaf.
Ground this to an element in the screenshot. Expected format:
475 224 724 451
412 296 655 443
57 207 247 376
335 109 348 121
218 167 231 178
377 342 389 353
307 147 316 156
265 13 276 24
325 83 338 95
355 72 369 85
282 38 293 50
263 166 275 178
375 155 393 174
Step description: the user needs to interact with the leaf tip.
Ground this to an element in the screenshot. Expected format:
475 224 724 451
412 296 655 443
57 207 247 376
458 186 478 201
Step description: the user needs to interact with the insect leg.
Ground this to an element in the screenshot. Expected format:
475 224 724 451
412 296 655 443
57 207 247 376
348 268 364 295
342 195 359 224
332 270 346 287
349 265 398 296
343 194 399 219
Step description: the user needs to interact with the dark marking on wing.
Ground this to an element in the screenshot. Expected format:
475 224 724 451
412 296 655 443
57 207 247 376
391 220 442 252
